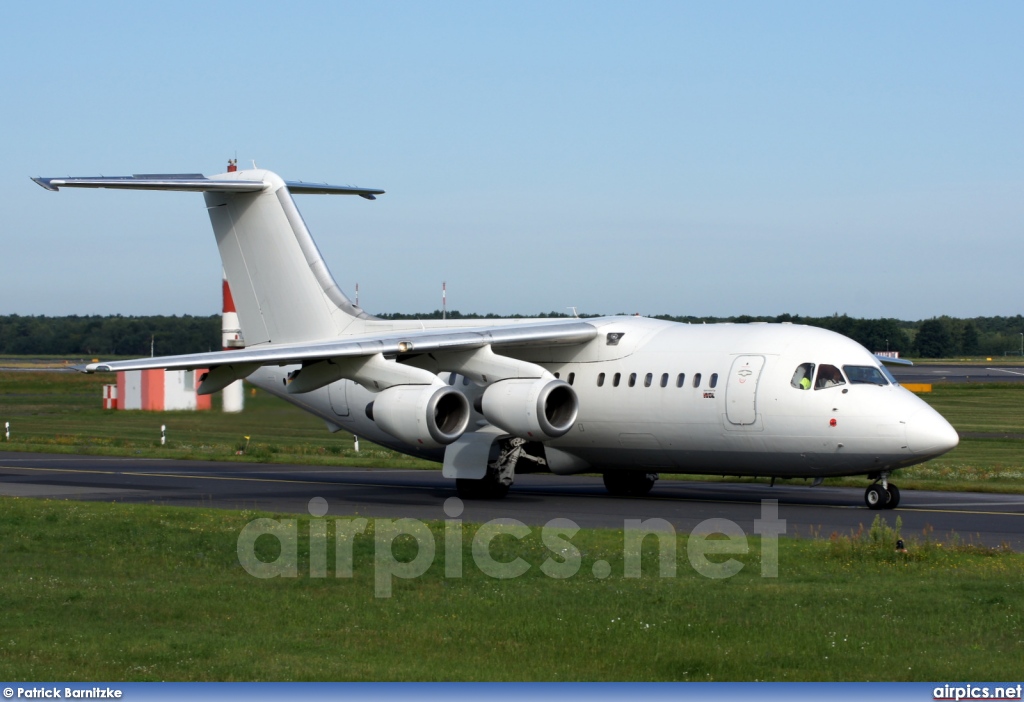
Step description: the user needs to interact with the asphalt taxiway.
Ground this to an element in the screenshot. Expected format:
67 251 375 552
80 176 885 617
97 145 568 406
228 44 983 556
892 364 1024 383
1 451 1021 549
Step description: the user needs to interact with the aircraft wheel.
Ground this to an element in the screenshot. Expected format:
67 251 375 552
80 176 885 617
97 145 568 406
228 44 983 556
886 483 901 509
603 471 658 497
456 476 510 500
864 483 890 510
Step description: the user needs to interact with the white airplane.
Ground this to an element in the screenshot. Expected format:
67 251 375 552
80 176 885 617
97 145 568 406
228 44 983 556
34 166 959 508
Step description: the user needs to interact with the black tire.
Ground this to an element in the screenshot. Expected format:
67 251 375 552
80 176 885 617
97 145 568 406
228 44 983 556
886 483 901 509
864 483 890 510
603 471 658 497
602 471 628 496
456 477 510 500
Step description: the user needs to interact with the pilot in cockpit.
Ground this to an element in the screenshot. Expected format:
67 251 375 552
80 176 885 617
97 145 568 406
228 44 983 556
791 363 814 390
815 364 845 389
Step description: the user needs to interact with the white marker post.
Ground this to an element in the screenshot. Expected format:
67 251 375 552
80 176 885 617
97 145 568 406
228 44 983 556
353 435 360 453
161 425 166 446
4 422 9 441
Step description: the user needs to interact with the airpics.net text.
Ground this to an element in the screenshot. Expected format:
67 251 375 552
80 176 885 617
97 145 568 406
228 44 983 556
236 497 786 598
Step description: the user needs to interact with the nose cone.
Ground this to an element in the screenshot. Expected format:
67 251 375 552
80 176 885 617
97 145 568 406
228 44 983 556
906 405 959 457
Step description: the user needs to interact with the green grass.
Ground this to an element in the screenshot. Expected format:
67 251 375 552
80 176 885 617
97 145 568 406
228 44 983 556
0 497 1020 681
0 370 433 468
1 372 1023 492
896 384 1024 489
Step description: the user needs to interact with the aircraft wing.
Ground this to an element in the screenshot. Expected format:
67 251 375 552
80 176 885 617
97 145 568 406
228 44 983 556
874 354 913 366
77 319 599 373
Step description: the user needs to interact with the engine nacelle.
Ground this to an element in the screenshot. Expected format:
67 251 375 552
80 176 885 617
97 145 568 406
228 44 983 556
479 378 579 440
366 385 470 449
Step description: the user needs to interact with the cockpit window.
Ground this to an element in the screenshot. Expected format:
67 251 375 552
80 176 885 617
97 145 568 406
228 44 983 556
791 363 814 390
844 365 890 386
815 364 846 390
878 364 899 386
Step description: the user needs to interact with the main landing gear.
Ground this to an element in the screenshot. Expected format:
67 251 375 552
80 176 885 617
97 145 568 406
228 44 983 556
456 469 510 500
864 474 901 510
456 437 547 500
603 470 659 497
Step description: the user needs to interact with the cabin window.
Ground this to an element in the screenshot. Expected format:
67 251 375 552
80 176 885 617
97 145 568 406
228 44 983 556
628 372 637 387
693 373 702 388
462 376 470 386
644 372 653 387
791 363 814 390
567 372 576 386
597 372 605 387
709 373 719 388
815 364 846 390
676 373 685 388
554 372 560 379
613 372 621 387
448 373 458 386
660 373 669 388
843 365 889 386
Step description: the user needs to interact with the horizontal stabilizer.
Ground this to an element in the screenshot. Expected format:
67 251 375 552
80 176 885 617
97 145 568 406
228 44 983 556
32 174 384 199
32 175 266 193
285 182 385 199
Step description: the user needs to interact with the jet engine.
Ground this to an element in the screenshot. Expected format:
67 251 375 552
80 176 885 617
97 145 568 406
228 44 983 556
366 385 470 449
479 378 579 441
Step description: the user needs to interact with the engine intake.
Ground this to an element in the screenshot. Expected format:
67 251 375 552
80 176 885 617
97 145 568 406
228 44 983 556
366 385 470 449
480 378 579 440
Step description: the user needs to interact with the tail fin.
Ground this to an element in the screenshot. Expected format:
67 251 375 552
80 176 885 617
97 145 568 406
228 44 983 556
204 168 379 344
33 168 384 345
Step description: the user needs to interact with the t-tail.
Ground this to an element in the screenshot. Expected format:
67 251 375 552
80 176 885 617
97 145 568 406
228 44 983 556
33 166 385 346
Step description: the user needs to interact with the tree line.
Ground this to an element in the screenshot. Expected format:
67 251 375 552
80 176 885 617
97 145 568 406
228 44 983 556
1 313 1022 358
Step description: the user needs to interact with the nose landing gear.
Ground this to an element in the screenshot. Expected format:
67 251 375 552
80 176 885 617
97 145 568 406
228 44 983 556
865 473 901 510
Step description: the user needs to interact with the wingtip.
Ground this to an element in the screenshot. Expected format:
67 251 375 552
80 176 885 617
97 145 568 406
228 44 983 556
32 177 58 192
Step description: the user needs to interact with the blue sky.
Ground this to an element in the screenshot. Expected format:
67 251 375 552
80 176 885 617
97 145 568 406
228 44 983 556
2 2 1021 319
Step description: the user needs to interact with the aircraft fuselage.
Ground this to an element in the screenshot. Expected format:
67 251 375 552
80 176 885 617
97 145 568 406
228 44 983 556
248 315 957 481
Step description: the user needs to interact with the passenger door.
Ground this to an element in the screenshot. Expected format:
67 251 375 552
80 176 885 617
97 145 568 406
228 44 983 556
725 355 765 426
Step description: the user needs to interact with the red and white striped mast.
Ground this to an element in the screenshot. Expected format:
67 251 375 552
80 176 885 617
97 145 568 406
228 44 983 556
221 159 245 412
221 270 245 412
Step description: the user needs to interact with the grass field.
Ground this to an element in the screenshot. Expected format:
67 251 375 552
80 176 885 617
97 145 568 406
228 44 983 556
0 370 432 468
0 497 1021 681
1 370 1022 493
1 367 1022 682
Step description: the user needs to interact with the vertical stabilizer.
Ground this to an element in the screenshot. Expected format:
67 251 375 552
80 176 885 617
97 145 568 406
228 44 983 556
32 166 382 346
204 169 372 345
